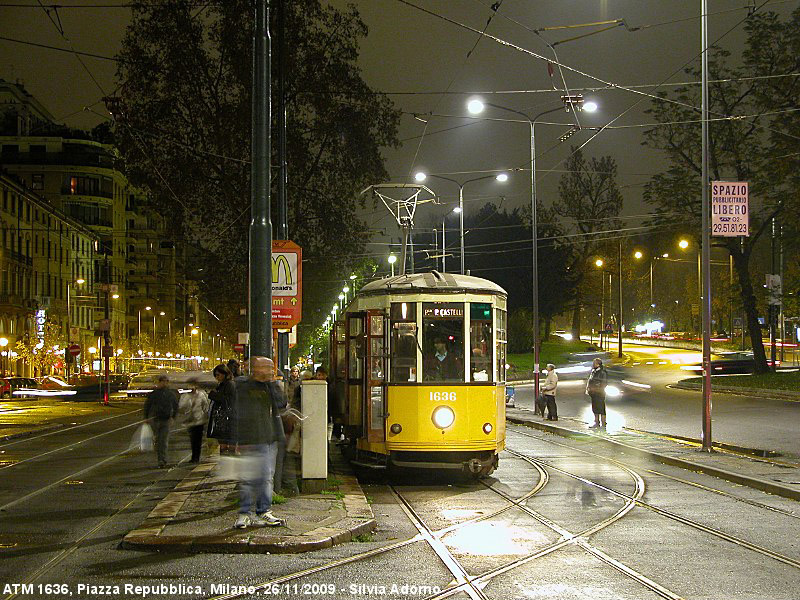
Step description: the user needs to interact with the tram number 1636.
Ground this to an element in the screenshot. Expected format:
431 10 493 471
429 391 457 402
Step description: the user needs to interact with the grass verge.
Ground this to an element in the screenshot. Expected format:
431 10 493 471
508 338 598 380
683 370 800 392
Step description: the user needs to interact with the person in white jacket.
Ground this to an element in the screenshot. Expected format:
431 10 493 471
179 380 210 463
541 364 558 421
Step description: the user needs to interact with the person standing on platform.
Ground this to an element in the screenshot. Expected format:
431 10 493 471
144 374 179 468
208 364 237 455
586 358 608 429
541 363 559 421
233 356 285 529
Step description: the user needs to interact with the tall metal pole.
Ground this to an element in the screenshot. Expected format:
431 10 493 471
770 218 777 372
442 220 446 272
66 283 71 380
459 185 465 275
276 0 290 374
700 0 713 451
650 260 654 312
103 256 110 405
618 239 623 358
530 120 540 398
250 0 273 358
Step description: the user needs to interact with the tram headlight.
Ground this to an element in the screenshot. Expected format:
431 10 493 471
482 423 493 434
390 423 402 434
432 406 455 429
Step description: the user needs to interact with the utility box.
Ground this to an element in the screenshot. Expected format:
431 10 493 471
300 380 328 491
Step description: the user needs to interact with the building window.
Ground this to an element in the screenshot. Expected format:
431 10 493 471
31 174 44 190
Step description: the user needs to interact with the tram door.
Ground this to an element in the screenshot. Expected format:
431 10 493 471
365 310 387 443
345 313 365 436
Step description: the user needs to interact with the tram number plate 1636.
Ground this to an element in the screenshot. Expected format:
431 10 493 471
429 391 457 402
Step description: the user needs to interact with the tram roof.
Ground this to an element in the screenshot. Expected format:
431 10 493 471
358 271 507 297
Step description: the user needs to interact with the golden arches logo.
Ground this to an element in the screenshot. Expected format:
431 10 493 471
272 255 293 285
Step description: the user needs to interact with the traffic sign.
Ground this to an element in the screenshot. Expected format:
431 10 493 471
102 345 114 357
68 344 81 356
234 343 246 353
271 240 302 328
711 181 748 237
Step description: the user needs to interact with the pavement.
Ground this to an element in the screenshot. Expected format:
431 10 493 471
121 444 376 554
506 406 800 502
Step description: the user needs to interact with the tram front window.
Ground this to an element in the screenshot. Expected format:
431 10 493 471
423 303 464 383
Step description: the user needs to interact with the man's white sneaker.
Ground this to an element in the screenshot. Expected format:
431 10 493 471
234 514 250 529
256 511 283 526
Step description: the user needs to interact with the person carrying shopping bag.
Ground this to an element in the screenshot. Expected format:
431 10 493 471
179 378 210 463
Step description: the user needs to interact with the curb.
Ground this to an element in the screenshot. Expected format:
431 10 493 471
507 414 800 503
672 381 800 402
121 461 376 554
0 423 64 443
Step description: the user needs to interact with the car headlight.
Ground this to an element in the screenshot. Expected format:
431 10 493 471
432 406 455 429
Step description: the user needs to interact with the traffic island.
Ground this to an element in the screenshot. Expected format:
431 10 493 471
121 454 376 554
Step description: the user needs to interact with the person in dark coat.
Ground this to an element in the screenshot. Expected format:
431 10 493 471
143 374 179 468
208 364 236 455
586 358 608 429
227 358 242 378
232 356 286 529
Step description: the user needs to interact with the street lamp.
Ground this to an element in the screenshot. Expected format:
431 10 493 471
413 171 508 275
66 278 86 380
437 206 461 272
388 254 397 276
678 238 701 334
138 306 151 351
0 337 7 377
467 95 597 397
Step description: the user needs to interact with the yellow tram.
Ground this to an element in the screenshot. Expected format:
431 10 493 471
329 271 507 477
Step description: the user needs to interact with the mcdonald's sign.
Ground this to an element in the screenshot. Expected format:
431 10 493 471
272 240 302 328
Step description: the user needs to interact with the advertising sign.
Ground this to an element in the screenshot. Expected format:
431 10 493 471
711 181 748 237
272 240 302 328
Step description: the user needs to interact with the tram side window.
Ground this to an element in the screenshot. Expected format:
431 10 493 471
348 317 364 379
496 308 507 383
390 302 417 382
422 302 465 383
470 302 492 382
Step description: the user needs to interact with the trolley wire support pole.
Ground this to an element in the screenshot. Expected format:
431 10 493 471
276 0 289 373
103 255 110 406
618 239 623 359
250 0 273 358
700 0 713 452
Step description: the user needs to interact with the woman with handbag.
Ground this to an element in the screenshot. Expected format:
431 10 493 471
208 364 236 454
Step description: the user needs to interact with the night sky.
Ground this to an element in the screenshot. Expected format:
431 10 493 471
1 1 797 257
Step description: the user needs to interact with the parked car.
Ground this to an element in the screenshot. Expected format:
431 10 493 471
6 377 40 399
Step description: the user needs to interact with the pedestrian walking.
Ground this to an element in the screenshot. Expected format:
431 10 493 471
541 363 558 421
208 364 237 455
143 374 179 468
232 356 285 529
285 366 301 402
179 379 210 463
586 358 608 429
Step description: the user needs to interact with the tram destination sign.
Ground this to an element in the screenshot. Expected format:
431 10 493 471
423 303 464 319
711 181 748 237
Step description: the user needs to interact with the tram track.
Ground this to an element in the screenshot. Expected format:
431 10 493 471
507 427 800 571
1 454 192 600
204 454 549 600
0 407 142 451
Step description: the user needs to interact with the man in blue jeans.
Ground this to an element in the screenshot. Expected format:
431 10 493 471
144 374 179 468
233 356 286 529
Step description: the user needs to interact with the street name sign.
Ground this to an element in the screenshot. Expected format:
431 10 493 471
272 240 302 328
711 181 748 237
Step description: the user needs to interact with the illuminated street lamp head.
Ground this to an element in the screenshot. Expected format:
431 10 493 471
76 278 86 285
342 286 349 293
145 306 151 311
387 255 397 265
414 171 427 182
111 293 120 300
583 101 598 113
338 293 344 301
595 258 604 268
349 274 356 280
159 311 165 316
467 98 485 114
89 346 97 354
662 253 669 258
496 173 509 182
0 338 7 348
678 239 689 249
634 251 643 259
191 328 199 335
452 206 462 214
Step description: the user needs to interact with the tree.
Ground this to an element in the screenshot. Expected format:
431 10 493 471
642 36 792 373
553 149 623 338
115 0 400 332
14 320 65 377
